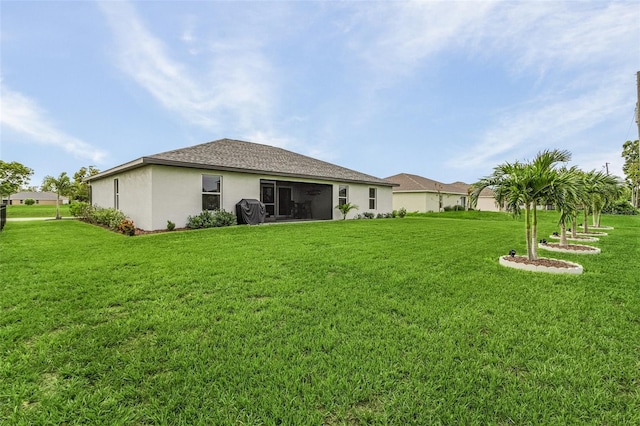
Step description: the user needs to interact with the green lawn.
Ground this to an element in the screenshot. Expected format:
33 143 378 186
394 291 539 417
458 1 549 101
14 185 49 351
1 212 639 424
5 204 71 218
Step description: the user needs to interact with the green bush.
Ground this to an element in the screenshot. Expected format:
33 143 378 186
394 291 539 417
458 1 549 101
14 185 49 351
24 198 35 205
186 210 237 229
69 202 93 219
167 220 176 231
602 200 638 215
398 207 407 218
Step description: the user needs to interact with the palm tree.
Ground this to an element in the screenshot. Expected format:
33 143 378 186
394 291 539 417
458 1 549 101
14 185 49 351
471 149 571 261
41 172 73 219
335 202 358 220
579 171 621 233
545 166 582 247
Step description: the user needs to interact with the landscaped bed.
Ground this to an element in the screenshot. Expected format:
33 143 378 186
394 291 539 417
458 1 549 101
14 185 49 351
1 212 638 424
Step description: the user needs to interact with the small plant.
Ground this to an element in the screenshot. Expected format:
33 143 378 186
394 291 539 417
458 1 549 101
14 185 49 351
335 202 358 220
398 207 407 218
376 213 384 219
167 220 176 231
362 212 375 219
117 219 136 236
391 210 398 218
24 198 35 205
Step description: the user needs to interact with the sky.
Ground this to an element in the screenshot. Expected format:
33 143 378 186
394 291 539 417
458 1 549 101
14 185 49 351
1 1 639 188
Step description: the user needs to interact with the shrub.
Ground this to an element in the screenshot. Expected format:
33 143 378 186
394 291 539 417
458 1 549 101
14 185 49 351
167 220 176 231
362 212 375 219
24 198 35 205
391 210 398 218
186 210 237 229
602 200 638 215
117 219 136 236
70 201 93 219
398 207 407 218
91 208 127 229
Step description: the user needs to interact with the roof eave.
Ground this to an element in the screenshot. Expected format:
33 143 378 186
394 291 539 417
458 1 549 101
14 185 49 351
87 157 397 187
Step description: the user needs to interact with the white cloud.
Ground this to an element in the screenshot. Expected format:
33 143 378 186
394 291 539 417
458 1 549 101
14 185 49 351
450 71 630 172
98 1 278 136
0 83 108 163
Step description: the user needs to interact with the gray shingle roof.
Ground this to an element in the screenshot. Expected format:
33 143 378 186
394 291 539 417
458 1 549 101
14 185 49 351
385 173 469 194
10 191 68 201
90 139 394 186
385 173 493 196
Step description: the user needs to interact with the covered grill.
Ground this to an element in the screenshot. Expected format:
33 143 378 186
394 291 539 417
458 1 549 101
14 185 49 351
236 199 266 225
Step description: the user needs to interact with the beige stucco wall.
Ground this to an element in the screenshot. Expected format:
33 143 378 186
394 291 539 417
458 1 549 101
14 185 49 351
475 196 502 212
91 164 394 230
340 183 393 219
393 191 467 213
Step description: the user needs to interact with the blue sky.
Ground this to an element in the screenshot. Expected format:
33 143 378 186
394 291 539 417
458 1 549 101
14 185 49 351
1 1 639 188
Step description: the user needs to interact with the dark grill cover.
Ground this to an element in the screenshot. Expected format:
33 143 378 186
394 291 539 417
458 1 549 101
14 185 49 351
236 199 266 225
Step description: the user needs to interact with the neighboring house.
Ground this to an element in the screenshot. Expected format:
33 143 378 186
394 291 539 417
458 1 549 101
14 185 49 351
473 187 504 212
87 139 395 230
9 191 69 206
385 173 503 212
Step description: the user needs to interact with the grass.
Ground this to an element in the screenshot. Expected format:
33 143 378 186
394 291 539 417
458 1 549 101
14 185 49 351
1 212 639 424
5 204 71 218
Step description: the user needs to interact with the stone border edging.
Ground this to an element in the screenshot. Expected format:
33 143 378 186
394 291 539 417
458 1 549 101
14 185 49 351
549 234 599 242
576 231 607 236
499 256 583 274
538 243 600 255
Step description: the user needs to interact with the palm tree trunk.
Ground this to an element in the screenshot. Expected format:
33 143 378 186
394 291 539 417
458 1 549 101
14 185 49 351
525 202 534 260
55 193 61 220
560 223 568 247
531 201 538 260
583 209 589 234
571 214 577 238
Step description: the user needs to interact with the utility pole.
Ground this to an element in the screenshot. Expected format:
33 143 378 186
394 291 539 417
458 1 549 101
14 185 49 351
636 71 640 207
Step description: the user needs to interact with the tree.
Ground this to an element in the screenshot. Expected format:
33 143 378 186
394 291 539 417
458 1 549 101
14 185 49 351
579 170 621 232
622 140 639 208
0 161 34 204
41 172 73 219
72 166 100 202
471 149 571 261
545 166 582 247
335 202 358 220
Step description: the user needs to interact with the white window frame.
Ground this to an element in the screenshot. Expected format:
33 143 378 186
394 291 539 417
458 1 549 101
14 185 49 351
369 188 376 210
114 178 119 209
338 185 348 206
202 175 222 211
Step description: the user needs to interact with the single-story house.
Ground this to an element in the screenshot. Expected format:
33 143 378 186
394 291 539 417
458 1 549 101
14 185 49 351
8 191 69 206
87 138 396 230
385 173 502 212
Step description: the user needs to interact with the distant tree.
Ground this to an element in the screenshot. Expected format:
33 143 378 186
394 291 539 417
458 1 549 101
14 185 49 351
72 166 100 201
0 160 34 204
41 172 73 219
622 140 639 208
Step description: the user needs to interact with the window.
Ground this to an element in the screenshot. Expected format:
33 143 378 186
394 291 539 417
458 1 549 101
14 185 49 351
369 188 376 210
202 175 221 210
338 185 348 206
114 179 119 209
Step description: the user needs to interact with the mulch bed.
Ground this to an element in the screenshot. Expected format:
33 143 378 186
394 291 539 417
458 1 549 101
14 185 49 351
135 228 188 236
541 243 598 252
501 255 577 269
